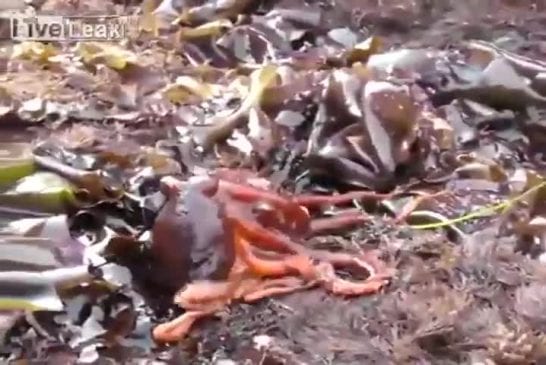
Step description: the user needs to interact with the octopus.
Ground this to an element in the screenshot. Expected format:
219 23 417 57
150 169 395 343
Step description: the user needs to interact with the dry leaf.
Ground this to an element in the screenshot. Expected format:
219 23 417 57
11 42 59 64
178 19 233 40
346 36 383 65
162 76 223 103
76 42 138 70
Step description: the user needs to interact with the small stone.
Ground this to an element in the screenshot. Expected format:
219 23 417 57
253 334 273 350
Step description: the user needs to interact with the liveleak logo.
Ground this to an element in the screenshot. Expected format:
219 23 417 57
9 14 137 41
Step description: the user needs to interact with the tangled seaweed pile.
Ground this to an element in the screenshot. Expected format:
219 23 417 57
0 0 545 363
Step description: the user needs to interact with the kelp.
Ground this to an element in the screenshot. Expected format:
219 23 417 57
2 214 86 267
0 266 91 311
191 64 279 150
0 143 36 187
0 236 76 272
305 70 429 190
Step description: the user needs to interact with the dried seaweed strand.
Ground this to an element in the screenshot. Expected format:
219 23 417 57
409 181 546 230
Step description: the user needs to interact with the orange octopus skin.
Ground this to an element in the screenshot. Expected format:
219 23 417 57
151 172 394 344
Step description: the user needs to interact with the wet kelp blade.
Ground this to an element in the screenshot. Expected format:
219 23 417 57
33 154 123 202
0 274 63 311
2 215 86 268
0 172 76 214
0 147 77 214
0 266 91 311
0 236 67 271
0 143 36 187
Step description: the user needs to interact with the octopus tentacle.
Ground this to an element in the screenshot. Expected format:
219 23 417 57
233 225 316 279
242 277 314 302
152 174 395 344
232 218 307 254
152 310 214 343
293 190 395 207
219 180 311 234
310 210 370 235
392 190 449 223
313 259 390 296
302 249 392 297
